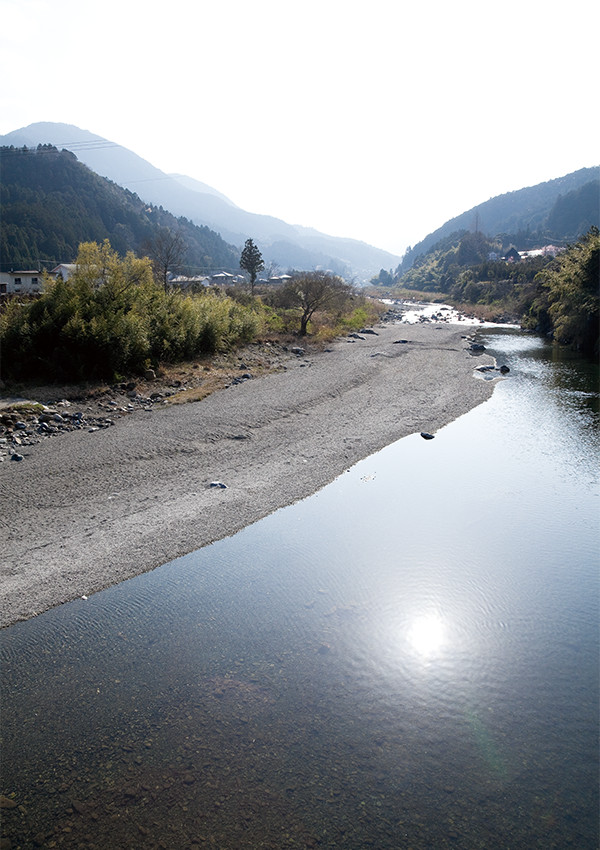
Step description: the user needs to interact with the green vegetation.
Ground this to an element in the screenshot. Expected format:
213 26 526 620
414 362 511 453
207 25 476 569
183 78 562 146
372 227 599 356
375 230 553 297
0 145 239 274
0 241 258 381
1 242 379 383
524 227 599 355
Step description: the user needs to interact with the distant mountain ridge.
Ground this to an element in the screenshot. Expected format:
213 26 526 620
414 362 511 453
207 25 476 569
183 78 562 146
0 122 401 279
401 166 599 271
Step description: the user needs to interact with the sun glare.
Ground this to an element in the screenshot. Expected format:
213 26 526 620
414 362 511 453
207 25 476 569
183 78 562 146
407 613 446 656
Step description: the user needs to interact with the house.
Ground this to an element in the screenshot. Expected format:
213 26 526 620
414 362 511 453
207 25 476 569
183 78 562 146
504 247 520 263
0 270 43 295
169 274 210 288
267 274 292 285
209 272 235 285
50 263 76 280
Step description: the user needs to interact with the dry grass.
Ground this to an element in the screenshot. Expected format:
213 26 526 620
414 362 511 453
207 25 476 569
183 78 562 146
149 342 292 406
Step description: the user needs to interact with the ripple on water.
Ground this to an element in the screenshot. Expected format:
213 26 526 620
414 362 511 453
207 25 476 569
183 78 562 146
0 329 598 850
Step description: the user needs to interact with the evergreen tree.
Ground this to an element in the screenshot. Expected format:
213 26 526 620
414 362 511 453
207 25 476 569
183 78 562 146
240 238 264 295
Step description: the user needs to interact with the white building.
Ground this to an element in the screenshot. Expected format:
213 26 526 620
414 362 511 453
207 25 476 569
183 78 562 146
50 263 76 280
0 270 43 295
169 274 210 288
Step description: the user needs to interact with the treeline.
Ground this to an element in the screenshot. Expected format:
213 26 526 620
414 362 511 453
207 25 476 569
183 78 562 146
0 145 239 273
0 241 379 382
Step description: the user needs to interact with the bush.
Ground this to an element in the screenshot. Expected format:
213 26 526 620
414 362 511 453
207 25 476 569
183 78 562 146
0 241 262 381
524 228 599 355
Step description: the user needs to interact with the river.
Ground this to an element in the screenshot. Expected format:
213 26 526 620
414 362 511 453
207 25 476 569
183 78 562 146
1 327 598 849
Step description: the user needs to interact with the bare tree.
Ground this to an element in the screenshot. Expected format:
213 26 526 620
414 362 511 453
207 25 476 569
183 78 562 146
280 272 354 335
145 228 186 292
264 260 280 280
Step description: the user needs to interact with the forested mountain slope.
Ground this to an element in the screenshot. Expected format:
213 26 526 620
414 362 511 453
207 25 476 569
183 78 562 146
0 123 401 278
400 167 599 272
0 145 239 273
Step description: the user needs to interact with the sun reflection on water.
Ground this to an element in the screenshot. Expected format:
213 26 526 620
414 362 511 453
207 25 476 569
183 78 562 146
407 612 446 657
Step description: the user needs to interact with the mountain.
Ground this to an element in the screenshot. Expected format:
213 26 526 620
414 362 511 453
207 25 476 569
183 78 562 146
0 123 401 279
0 144 239 272
401 167 599 272
169 173 237 206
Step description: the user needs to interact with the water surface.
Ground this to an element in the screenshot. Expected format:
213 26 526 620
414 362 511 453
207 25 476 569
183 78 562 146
1 330 598 849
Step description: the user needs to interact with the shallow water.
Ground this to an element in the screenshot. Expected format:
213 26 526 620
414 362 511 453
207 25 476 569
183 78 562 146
1 330 598 849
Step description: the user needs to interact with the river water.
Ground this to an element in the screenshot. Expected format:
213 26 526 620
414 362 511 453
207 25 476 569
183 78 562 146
1 329 598 849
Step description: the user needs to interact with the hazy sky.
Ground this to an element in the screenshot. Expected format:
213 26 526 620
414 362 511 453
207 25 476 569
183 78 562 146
1 0 598 256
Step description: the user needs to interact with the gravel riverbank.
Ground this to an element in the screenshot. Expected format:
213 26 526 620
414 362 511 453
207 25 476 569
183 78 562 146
0 322 497 627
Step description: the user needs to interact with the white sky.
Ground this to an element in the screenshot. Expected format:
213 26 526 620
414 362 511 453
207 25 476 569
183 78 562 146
1 0 598 257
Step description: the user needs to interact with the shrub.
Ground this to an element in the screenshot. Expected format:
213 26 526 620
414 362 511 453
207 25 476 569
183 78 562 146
0 241 262 381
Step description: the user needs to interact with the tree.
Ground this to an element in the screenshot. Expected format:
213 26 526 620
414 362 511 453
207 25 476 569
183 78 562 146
240 238 264 295
280 272 354 335
265 260 281 280
145 228 186 292
74 239 154 296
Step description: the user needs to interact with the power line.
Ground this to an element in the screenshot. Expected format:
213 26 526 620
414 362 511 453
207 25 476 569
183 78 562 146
0 142 196 186
1 139 121 154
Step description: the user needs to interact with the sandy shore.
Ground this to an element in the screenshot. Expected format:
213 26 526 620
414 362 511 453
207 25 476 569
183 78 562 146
0 322 496 627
